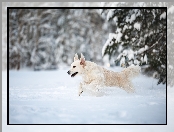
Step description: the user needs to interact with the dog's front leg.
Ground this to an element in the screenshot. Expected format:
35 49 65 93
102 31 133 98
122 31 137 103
78 82 83 96
88 80 100 92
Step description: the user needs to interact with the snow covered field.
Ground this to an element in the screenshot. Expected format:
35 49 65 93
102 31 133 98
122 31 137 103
2 67 174 132
6 67 166 124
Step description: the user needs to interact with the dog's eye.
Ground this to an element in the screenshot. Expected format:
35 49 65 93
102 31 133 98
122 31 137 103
73 66 76 68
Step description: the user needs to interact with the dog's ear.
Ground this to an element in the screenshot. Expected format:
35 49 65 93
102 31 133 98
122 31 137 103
74 53 79 62
80 53 85 59
80 53 85 66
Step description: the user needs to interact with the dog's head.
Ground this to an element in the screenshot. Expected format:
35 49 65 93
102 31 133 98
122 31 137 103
67 53 86 77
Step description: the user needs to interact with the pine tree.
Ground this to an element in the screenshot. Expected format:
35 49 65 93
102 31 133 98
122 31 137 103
102 8 167 84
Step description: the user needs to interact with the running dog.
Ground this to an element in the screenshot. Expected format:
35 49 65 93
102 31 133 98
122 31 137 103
67 53 141 96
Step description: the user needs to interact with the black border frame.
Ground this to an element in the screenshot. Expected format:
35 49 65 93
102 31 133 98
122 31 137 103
7 6 167 125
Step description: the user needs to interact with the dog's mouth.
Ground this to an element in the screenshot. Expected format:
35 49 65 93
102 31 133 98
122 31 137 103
71 72 78 77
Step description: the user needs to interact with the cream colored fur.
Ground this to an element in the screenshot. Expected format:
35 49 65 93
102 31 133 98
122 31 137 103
68 53 141 96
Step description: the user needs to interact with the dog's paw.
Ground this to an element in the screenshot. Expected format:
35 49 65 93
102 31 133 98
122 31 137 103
78 91 83 96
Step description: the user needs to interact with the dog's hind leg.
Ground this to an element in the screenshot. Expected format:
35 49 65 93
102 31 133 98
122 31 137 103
121 82 135 93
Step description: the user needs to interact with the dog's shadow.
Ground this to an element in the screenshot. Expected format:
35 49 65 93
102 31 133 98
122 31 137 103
82 88 109 97
82 86 133 97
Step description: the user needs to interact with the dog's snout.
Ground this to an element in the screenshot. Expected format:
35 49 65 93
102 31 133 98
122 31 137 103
67 70 71 75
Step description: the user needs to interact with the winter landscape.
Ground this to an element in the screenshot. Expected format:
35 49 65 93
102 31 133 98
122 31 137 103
2 2 174 132
8 67 166 124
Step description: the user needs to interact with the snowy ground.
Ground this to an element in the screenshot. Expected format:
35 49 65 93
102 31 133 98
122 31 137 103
7 67 166 124
2 67 174 132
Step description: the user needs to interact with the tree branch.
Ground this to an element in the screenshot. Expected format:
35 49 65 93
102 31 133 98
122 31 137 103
136 33 164 55
116 33 164 64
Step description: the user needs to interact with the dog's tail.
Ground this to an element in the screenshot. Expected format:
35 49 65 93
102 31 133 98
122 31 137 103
122 65 141 79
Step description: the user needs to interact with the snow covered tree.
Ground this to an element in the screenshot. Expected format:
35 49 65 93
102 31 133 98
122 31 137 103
102 8 167 85
55 9 112 66
9 9 21 70
9 9 59 70
30 9 60 70
9 9 112 70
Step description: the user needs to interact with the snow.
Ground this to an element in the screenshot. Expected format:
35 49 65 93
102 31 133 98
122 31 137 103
127 50 134 60
108 33 116 41
4 67 166 125
102 31 122 56
134 22 141 31
153 49 157 53
120 57 125 66
122 50 128 56
123 25 128 32
125 35 129 39
118 45 123 52
138 47 145 54
152 9 156 19
39 23 52 29
102 39 110 56
137 45 149 55
145 45 148 50
115 31 122 43
121 49 134 61
133 59 140 65
126 13 136 24
113 16 118 25
2 68 174 131
161 65 165 68
102 54 110 67
116 54 122 60
144 54 148 64
160 12 166 20
107 10 114 21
